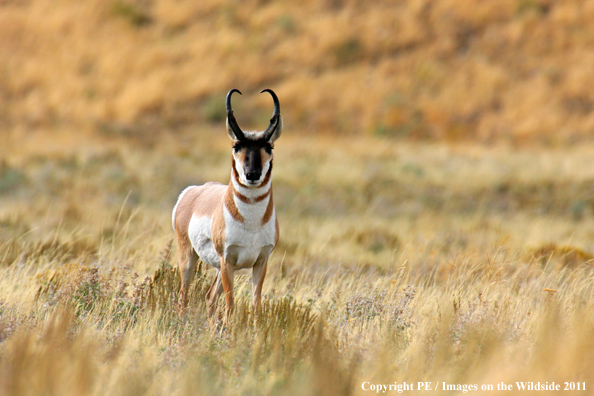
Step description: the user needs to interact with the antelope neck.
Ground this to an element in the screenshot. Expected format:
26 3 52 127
230 171 271 201
226 162 274 227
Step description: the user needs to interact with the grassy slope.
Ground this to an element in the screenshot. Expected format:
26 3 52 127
1 0 594 144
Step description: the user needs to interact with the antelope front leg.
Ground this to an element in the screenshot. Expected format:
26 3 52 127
206 270 223 318
251 255 269 315
178 246 198 314
220 257 235 325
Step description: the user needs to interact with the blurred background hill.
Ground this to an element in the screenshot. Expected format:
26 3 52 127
1 0 594 150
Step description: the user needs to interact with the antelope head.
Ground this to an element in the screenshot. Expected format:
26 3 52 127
226 89 283 188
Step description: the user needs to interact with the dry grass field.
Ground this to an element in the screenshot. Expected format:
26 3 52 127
1 135 594 395
1 1 594 395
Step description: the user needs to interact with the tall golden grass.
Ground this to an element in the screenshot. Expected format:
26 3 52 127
1 134 594 394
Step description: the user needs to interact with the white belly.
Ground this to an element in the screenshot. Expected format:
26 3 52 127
188 215 221 269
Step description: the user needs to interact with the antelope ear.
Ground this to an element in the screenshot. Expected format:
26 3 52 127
267 115 283 143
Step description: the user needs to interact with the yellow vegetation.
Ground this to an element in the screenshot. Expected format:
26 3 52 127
1 136 594 394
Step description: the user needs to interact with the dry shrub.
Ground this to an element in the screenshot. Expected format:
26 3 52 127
351 228 400 254
35 262 93 301
527 243 594 268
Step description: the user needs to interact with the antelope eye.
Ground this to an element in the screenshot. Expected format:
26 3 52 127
264 145 273 154
233 145 241 153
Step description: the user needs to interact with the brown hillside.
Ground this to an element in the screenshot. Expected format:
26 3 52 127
1 0 594 144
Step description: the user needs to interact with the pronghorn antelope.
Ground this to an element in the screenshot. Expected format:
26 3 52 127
172 88 282 323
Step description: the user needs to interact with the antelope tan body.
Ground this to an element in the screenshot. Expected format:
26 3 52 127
172 89 282 323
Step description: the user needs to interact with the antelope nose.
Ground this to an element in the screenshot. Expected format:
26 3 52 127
246 172 260 182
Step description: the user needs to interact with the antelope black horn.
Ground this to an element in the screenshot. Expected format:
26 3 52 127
226 89 245 140
261 89 281 140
